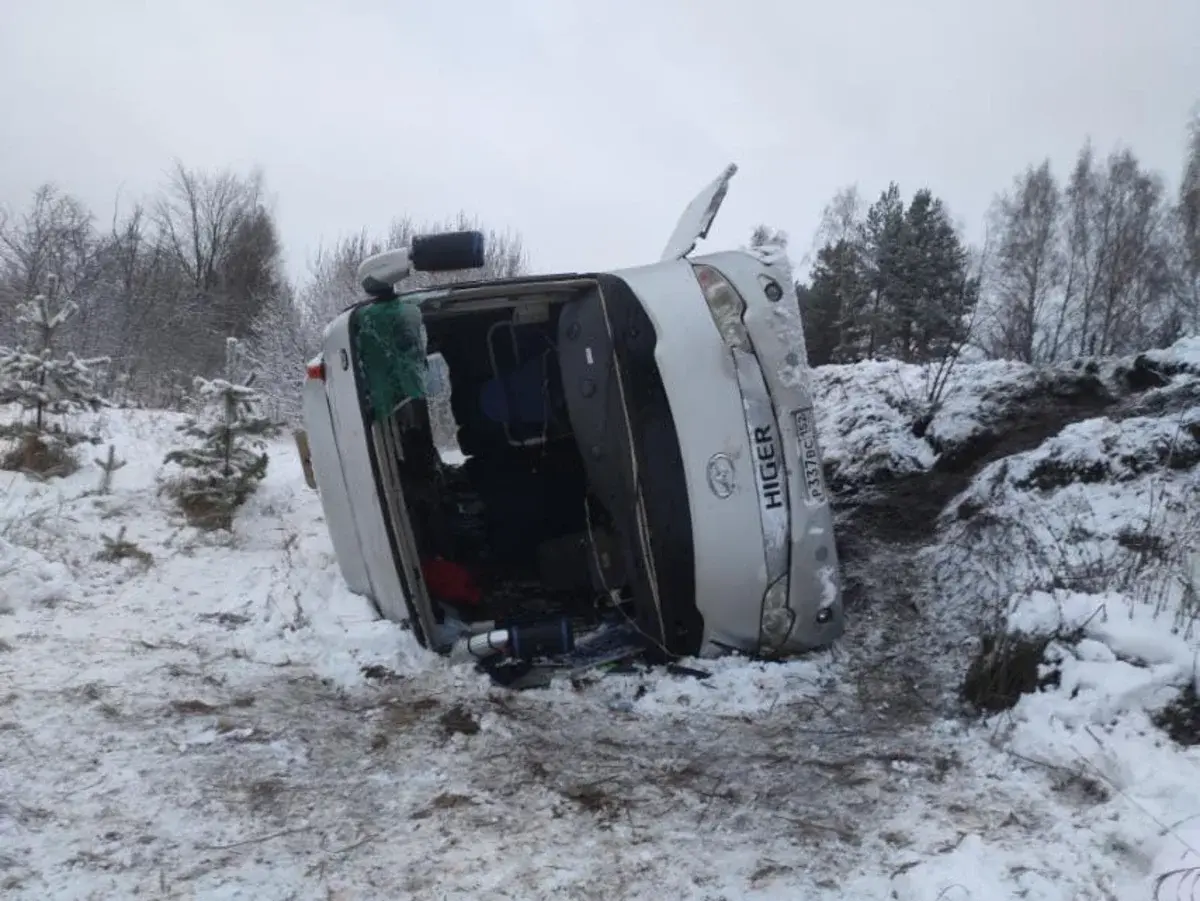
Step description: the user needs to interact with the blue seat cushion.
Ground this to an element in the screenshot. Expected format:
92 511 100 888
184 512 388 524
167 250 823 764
480 354 551 425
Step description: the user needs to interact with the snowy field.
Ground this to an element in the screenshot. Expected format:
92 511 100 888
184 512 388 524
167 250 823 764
2 338 1199 900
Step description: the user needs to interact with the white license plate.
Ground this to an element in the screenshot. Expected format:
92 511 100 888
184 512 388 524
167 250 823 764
792 407 827 506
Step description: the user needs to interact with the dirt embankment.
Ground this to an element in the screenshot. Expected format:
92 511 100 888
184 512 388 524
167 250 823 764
828 352 1199 721
837 353 1196 558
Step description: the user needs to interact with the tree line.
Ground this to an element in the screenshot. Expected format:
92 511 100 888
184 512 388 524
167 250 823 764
0 164 526 419
0 164 288 408
789 107 1200 367
3 106 1198 424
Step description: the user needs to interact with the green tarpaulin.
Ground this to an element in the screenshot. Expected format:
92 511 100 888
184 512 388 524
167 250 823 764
352 300 428 422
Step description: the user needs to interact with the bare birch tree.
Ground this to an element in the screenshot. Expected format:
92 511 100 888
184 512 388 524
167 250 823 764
985 161 1064 362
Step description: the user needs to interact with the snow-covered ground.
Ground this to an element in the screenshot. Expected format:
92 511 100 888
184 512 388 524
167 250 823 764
2 338 1198 900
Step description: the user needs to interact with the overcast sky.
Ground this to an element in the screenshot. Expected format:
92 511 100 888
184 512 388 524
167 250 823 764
2 0 1198 280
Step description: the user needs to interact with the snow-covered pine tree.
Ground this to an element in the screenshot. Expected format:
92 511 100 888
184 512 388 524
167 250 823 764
163 337 270 530
0 274 109 474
